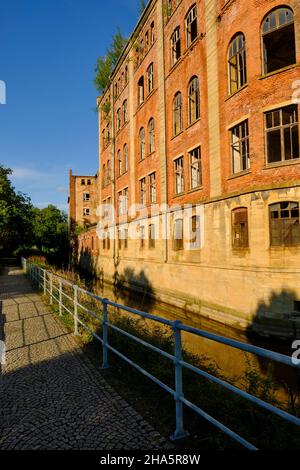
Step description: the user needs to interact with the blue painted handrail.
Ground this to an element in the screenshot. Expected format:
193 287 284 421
22 258 300 450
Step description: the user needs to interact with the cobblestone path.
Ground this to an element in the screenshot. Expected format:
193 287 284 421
0 265 168 450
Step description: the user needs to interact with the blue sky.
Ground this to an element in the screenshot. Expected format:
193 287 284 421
0 0 141 211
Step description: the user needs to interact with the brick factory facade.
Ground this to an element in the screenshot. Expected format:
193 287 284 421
71 0 300 338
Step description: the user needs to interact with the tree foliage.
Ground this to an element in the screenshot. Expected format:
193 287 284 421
0 165 33 254
94 28 127 93
0 165 69 264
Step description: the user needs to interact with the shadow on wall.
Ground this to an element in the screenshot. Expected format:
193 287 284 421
77 248 155 312
246 289 300 414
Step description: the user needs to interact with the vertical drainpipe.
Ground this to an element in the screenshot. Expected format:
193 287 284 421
157 0 168 264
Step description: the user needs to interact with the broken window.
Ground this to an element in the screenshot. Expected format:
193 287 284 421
230 120 250 173
147 63 154 94
171 27 181 65
149 172 156 204
87 179 91 185
124 66 128 85
174 156 184 194
123 144 128 173
232 207 249 248
117 149 122 176
118 191 123 216
150 21 155 45
173 218 184 251
188 76 200 125
140 225 145 249
265 105 299 164
149 224 155 249
228 33 247 94
83 193 90 201
186 4 197 47
173 92 182 136
189 146 202 189
124 229 128 249
123 188 129 214
140 177 146 206
83 208 90 216
138 76 144 105
139 127 146 160
262 7 296 74
190 215 201 248
122 100 128 124
270 202 300 246
81 179 85 185
148 118 155 153
117 108 121 130
118 230 122 250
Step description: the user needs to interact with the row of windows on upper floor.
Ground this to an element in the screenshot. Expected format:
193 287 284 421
173 104 299 197
105 4 297 132
102 102 299 195
227 6 296 94
98 201 300 252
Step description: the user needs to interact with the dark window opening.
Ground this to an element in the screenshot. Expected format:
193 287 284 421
262 8 296 74
294 301 300 313
173 218 184 251
270 201 300 247
232 208 249 248
265 105 299 164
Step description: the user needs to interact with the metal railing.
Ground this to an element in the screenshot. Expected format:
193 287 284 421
21 257 300 450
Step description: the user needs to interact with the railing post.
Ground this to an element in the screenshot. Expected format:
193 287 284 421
101 299 109 369
73 285 78 335
59 279 62 316
43 269 46 295
170 320 189 441
50 273 53 305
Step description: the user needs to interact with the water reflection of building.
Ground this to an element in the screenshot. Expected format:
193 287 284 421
71 0 300 339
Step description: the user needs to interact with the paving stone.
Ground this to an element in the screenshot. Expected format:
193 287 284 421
0 265 169 450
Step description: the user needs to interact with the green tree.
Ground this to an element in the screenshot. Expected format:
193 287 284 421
0 165 33 254
33 205 68 255
94 28 127 93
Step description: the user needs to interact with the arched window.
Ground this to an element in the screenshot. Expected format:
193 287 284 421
148 118 155 153
188 76 200 125
232 208 249 248
123 144 128 173
173 92 182 136
269 202 300 246
117 149 122 176
171 27 181 65
139 127 145 160
262 7 296 74
185 4 197 47
228 33 247 94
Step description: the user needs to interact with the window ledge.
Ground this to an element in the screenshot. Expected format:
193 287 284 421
186 117 201 130
227 169 251 180
259 63 300 80
171 130 184 141
186 186 203 195
136 88 156 114
226 83 249 101
263 159 300 170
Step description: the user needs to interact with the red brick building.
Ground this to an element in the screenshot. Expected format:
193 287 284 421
73 0 300 337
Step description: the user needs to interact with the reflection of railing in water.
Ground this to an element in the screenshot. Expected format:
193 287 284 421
22 257 300 451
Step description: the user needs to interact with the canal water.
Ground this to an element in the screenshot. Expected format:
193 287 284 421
90 277 299 408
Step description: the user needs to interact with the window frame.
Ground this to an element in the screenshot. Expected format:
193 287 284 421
185 4 197 47
228 33 247 95
188 76 200 125
269 201 300 247
189 146 202 189
173 92 182 136
230 119 250 174
265 105 299 165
